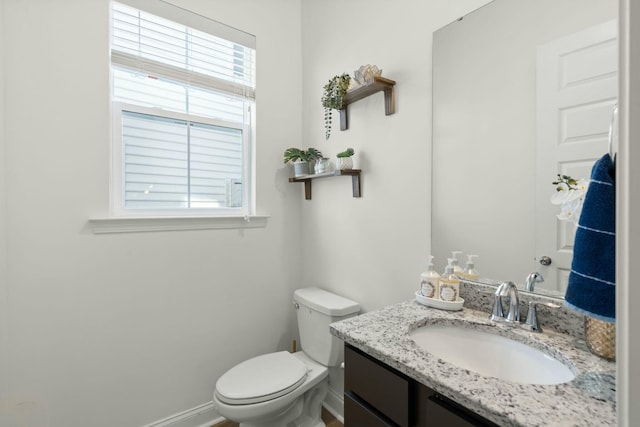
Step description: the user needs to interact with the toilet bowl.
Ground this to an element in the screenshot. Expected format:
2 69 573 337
213 287 360 427
213 351 328 427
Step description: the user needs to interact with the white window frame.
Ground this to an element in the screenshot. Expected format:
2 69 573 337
101 0 261 228
111 102 253 218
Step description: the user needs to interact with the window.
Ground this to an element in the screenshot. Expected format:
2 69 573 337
110 0 256 216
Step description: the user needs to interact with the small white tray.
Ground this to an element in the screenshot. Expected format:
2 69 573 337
415 291 464 311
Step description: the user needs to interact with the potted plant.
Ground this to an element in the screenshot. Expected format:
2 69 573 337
305 148 323 174
336 147 355 170
283 147 323 177
321 73 351 140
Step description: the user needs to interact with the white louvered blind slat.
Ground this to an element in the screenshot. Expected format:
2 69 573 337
122 110 243 209
112 3 255 97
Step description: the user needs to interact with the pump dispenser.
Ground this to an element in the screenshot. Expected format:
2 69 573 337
420 256 441 299
450 251 464 276
462 255 479 280
439 258 461 302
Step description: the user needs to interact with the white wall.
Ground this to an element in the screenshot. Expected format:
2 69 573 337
299 0 491 405
628 2 640 420
1 0 303 426
298 0 491 313
0 0 9 413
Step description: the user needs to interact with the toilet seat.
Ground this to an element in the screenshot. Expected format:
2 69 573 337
215 351 308 405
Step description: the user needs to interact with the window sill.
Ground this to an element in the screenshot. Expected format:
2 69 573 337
89 215 269 234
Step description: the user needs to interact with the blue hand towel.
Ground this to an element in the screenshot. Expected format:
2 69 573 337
564 154 616 322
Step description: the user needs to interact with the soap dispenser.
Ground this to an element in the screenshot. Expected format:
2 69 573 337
420 255 441 299
462 255 479 281
450 251 464 276
439 258 461 302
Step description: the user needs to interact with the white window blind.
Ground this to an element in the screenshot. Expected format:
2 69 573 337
110 1 255 215
121 110 243 209
111 1 255 100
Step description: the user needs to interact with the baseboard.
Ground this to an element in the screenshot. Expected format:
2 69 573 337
323 387 344 423
142 391 344 427
141 401 221 427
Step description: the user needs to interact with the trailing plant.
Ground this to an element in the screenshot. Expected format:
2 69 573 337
336 147 355 158
283 147 323 164
321 73 351 140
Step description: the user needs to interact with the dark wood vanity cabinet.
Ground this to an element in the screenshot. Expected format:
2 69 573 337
344 344 411 426
344 345 499 427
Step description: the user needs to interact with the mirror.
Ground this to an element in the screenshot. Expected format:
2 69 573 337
431 0 617 297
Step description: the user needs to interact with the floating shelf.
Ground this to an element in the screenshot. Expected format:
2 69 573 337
340 76 396 131
288 169 361 200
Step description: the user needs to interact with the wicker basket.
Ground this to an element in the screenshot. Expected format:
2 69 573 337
584 316 616 361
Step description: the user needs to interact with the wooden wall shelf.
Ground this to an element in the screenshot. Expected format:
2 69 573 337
340 76 396 131
288 169 361 200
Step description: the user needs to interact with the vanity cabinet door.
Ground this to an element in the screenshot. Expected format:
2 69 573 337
424 396 482 427
414 383 499 427
344 393 395 427
345 345 410 427
344 344 499 427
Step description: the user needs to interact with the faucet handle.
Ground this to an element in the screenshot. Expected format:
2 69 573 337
523 301 560 332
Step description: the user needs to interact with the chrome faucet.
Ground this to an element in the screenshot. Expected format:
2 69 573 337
489 290 504 322
490 281 520 323
523 300 560 332
489 278 558 332
525 272 544 292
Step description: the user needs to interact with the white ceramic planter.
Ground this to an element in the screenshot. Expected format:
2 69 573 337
336 157 353 170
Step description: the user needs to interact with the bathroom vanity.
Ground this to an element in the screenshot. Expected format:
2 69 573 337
331 283 616 427
345 344 498 426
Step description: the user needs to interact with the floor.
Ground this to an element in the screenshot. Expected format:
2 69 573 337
211 407 343 427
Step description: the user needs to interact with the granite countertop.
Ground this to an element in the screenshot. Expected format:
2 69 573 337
330 299 616 427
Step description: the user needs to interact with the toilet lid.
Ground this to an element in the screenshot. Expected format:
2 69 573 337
215 351 308 405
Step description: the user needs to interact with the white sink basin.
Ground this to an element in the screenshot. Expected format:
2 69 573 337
409 324 575 385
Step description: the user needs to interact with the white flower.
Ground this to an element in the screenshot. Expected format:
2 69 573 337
575 178 589 193
551 176 589 224
550 182 570 205
556 197 582 225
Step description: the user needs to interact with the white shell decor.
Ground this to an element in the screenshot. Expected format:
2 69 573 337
350 64 382 89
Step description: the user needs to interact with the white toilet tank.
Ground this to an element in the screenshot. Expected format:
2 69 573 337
293 287 360 367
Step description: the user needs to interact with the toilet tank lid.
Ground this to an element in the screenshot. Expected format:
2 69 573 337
294 287 360 316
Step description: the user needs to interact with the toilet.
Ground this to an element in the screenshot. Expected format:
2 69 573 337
213 287 360 427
